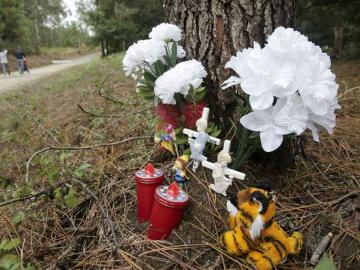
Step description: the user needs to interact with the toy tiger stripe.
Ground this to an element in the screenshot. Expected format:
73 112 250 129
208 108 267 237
220 187 302 270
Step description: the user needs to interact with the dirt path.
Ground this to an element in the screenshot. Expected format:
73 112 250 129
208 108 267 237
0 53 99 94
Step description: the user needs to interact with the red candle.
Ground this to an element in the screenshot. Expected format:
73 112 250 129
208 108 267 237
135 164 164 223
147 184 189 240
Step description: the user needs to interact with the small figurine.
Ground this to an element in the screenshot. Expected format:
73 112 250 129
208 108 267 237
155 123 176 154
172 155 189 187
220 186 303 270
183 107 221 171
202 140 245 196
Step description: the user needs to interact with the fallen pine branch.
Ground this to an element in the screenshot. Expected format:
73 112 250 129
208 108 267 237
77 103 150 118
77 104 123 118
25 136 151 182
98 71 124 104
69 178 122 260
309 232 334 266
34 117 60 144
0 181 68 207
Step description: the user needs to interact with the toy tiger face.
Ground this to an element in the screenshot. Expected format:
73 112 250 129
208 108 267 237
221 186 303 270
228 187 276 239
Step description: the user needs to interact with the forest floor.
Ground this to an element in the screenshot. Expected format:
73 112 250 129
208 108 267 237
0 54 359 270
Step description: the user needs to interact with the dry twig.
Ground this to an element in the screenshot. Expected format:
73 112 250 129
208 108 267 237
25 136 151 182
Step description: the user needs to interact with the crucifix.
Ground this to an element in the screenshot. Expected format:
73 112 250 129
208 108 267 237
183 107 221 171
202 140 246 196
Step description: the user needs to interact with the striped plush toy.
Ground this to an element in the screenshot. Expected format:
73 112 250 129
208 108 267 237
220 187 302 270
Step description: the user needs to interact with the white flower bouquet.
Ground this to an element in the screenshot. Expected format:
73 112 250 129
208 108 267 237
123 23 217 151
222 27 340 165
154 59 210 131
123 23 186 100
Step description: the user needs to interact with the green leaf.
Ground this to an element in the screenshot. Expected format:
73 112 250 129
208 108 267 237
314 253 337 270
39 155 50 166
138 89 154 97
163 45 172 67
0 238 21 251
175 135 188 145
210 128 221 138
0 254 20 270
174 128 183 134
194 91 206 102
24 264 36 270
183 148 191 156
74 163 91 178
143 71 156 86
48 170 59 185
59 152 73 163
15 185 32 199
153 60 167 77
54 187 62 199
11 212 25 225
205 123 214 133
194 86 205 93
64 186 78 208
138 90 155 101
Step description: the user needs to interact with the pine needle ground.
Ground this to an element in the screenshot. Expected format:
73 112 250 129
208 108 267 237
0 55 359 269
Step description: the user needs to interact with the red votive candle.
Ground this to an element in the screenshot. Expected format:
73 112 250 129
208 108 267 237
135 164 164 223
147 184 189 240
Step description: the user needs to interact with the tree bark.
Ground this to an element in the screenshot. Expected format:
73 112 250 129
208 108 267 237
334 26 344 59
164 0 295 126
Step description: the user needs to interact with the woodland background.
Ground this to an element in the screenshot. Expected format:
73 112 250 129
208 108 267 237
0 0 359 59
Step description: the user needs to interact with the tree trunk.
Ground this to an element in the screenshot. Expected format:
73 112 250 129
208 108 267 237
334 26 344 59
164 0 295 126
100 40 106 57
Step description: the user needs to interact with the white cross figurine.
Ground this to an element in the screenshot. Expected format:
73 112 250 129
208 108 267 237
183 107 221 171
202 140 246 196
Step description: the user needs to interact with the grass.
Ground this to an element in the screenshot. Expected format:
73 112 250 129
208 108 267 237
0 55 359 269
39 46 95 56
39 47 81 55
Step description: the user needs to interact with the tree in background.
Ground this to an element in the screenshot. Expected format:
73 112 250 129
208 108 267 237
0 0 31 50
58 22 90 49
0 0 91 54
297 0 360 59
24 0 68 52
78 0 164 57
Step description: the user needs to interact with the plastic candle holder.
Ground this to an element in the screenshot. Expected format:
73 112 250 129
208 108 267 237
134 164 164 223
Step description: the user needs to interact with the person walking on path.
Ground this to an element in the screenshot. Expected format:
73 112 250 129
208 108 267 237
14 46 26 75
0 48 11 77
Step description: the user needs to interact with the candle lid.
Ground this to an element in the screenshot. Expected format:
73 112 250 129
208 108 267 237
156 185 188 203
136 164 163 179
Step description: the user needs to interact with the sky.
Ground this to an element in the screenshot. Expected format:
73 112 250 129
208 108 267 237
63 0 78 23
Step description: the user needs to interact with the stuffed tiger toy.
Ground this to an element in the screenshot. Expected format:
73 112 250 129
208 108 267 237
220 186 302 270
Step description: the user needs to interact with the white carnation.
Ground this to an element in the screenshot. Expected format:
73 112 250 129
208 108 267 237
267 27 311 56
149 23 182 42
298 61 338 115
240 97 309 152
221 42 262 89
223 44 296 110
307 98 340 142
223 26 339 151
154 60 207 104
122 39 166 76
